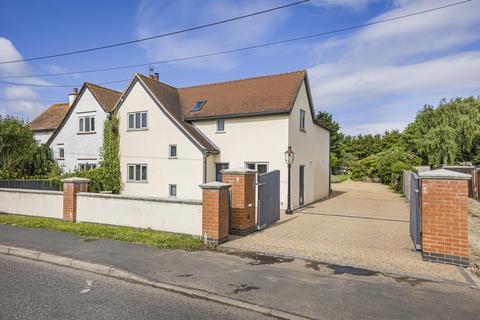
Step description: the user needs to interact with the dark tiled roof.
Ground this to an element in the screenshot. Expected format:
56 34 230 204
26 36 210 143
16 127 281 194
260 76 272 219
85 83 122 112
179 70 306 119
29 103 70 131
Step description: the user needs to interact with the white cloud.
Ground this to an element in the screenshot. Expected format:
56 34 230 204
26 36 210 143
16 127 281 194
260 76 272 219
0 37 48 119
307 0 480 134
311 0 379 10
135 0 290 71
343 120 408 135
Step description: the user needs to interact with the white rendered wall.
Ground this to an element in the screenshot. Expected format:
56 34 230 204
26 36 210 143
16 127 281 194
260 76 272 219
288 80 330 208
118 81 204 199
33 130 53 144
50 88 107 173
0 189 63 219
77 193 202 236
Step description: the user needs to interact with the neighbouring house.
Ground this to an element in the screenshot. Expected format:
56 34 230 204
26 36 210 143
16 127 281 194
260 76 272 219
47 83 122 172
29 103 71 144
114 70 330 210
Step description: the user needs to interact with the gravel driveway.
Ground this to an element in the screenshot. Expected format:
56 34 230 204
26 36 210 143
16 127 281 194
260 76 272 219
223 180 476 285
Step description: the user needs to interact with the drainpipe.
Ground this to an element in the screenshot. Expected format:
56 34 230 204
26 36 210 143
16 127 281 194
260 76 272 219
203 153 208 184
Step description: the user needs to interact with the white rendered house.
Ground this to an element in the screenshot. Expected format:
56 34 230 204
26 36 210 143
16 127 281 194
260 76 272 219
114 71 330 210
48 83 121 172
29 103 70 144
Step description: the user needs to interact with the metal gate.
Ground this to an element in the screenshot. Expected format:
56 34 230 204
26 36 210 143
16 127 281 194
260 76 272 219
409 172 421 250
257 170 280 230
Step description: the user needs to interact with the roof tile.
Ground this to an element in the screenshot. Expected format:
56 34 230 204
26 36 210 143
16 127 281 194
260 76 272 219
29 103 70 131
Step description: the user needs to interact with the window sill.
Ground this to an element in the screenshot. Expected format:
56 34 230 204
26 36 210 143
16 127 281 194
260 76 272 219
168 157 178 159
77 131 96 135
215 131 226 134
299 128 306 133
126 180 149 184
127 128 149 132
57 158 65 161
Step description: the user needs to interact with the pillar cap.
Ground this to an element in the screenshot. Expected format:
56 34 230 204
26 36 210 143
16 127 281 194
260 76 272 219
60 177 91 183
221 167 256 175
419 168 471 180
199 181 232 189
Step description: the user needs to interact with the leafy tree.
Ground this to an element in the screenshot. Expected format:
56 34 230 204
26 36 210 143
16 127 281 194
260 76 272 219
316 111 343 168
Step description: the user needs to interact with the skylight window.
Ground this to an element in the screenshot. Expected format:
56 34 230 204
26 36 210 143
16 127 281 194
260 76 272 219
192 100 206 112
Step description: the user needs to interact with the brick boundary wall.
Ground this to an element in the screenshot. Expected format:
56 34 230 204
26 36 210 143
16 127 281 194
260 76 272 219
199 182 231 245
61 177 89 222
419 169 471 267
222 168 256 236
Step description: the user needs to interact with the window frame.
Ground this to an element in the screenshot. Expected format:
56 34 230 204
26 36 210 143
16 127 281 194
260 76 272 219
78 163 97 171
299 109 306 132
127 163 148 182
169 144 177 158
169 184 177 197
191 100 206 112
216 119 225 132
58 147 65 159
245 162 269 175
127 111 148 130
78 115 96 133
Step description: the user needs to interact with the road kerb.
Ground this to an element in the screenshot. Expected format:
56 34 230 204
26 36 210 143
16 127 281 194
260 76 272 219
0 245 310 320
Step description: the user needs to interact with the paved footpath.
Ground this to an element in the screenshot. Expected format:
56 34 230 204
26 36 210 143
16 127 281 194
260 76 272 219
1 224 480 320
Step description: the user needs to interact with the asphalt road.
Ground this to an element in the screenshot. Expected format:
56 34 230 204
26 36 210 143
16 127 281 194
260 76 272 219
0 255 271 320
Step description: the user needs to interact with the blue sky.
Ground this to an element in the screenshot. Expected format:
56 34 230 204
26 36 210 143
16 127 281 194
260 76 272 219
0 0 479 135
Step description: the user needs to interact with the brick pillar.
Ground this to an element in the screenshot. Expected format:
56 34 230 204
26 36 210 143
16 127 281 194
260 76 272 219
221 168 256 236
61 177 90 222
419 169 471 267
199 182 231 245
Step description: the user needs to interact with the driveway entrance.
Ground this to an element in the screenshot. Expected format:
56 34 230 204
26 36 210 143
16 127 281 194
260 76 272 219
223 180 473 284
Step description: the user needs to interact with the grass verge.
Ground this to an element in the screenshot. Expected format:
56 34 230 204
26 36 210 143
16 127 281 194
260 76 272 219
332 174 351 183
0 214 205 250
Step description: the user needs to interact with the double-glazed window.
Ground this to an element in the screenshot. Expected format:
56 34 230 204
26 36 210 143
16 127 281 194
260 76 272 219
216 119 225 132
128 111 148 130
79 116 95 133
300 109 306 132
128 164 147 181
79 163 97 171
169 184 177 197
245 162 268 175
169 145 177 158
59 147 65 159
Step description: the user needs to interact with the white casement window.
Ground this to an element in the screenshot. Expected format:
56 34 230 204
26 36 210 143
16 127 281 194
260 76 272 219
216 119 225 132
300 109 306 132
169 184 177 197
128 111 148 130
79 116 95 133
245 162 269 175
79 163 97 171
169 144 177 158
59 147 65 159
128 164 147 182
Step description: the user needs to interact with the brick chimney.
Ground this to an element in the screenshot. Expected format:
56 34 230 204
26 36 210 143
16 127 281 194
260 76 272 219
69 88 78 106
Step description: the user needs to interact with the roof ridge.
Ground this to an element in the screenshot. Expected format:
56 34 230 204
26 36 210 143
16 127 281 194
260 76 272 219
85 82 122 94
136 73 180 91
178 69 305 90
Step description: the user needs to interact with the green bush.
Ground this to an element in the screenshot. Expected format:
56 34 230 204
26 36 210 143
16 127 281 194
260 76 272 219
351 147 420 192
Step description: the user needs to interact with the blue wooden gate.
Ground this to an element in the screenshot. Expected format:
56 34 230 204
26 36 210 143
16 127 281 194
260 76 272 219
257 170 280 230
410 172 421 250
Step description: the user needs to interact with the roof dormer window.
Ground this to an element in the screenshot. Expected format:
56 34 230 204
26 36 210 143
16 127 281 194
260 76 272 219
192 100 206 112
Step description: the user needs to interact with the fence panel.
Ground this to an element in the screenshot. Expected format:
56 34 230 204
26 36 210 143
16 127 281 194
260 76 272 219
0 179 61 191
403 170 412 201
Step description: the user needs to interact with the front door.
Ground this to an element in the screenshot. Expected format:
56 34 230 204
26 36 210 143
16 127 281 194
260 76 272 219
215 163 229 182
299 165 305 206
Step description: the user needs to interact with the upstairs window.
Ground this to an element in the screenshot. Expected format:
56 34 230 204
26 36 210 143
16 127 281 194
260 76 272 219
79 116 95 133
169 184 177 197
191 100 206 112
300 109 306 132
128 164 147 182
169 145 177 158
216 119 225 132
128 111 148 130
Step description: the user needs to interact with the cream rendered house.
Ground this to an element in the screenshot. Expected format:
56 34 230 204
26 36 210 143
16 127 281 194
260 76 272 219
48 83 121 172
115 71 330 210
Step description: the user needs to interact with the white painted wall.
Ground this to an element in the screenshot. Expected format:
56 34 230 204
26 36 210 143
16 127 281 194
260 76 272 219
77 193 202 236
50 88 107 172
118 81 204 199
288 81 330 208
33 130 54 144
0 189 63 219
192 114 291 208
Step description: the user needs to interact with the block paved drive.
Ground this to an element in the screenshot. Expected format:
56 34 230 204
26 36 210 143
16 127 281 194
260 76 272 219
223 180 473 284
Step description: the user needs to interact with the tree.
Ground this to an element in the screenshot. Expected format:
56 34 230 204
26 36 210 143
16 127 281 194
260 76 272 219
99 115 121 193
316 111 343 168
